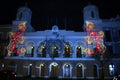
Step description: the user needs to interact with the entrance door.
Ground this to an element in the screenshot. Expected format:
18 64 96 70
39 63 45 77
63 64 72 78
49 62 58 77
76 64 83 77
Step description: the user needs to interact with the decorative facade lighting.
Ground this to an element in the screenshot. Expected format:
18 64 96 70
85 21 106 56
7 22 26 56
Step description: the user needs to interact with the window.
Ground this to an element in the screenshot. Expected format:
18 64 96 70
105 31 111 42
6 32 10 42
50 44 59 57
91 11 95 18
25 42 34 57
76 46 82 58
37 43 46 57
118 30 120 40
106 45 113 54
63 43 72 58
109 64 115 76
19 13 23 20
0 32 3 40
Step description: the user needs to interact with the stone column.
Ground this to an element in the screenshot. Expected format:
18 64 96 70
72 45 76 58
33 44 37 58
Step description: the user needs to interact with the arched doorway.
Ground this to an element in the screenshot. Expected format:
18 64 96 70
29 64 32 77
38 63 45 77
109 63 115 76
49 62 58 77
76 63 84 78
23 64 32 77
63 64 72 78
93 64 99 78
76 46 82 58
36 63 45 77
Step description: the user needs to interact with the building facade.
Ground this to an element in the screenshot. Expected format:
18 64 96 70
0 4 120 79
0 25 12 58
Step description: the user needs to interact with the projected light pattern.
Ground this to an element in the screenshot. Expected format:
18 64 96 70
85 21 106 56
7 22 26 56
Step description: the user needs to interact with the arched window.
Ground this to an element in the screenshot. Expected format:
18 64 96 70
49 62 58 77
64 43 72 58
25 42 34 57
91 11 95 18
50 44 59 57
63 64 72 78
76 46 82 58
105 30 112 42
93 64 99 78
19 13 23 20
76 63 84 78
37 43 46 57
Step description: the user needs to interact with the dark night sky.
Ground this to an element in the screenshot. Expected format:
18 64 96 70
0 0 120 31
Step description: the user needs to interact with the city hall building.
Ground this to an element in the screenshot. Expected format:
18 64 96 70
0 4 120 79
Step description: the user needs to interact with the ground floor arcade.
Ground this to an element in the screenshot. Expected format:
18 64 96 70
0 58 116 79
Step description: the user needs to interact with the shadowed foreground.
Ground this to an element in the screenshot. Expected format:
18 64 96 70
0 77 113 80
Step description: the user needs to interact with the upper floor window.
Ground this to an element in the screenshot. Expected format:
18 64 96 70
105 31 112 42
118 30 120 41
37 43 46 57
50 44 59 58
0 32 3 40
76 46 82 58
106 45 113 54
63 42 72 58
91 11 95 18
25 42 34 57
6 32 10 42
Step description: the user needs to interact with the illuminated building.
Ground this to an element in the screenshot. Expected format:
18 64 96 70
0 4 120 79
